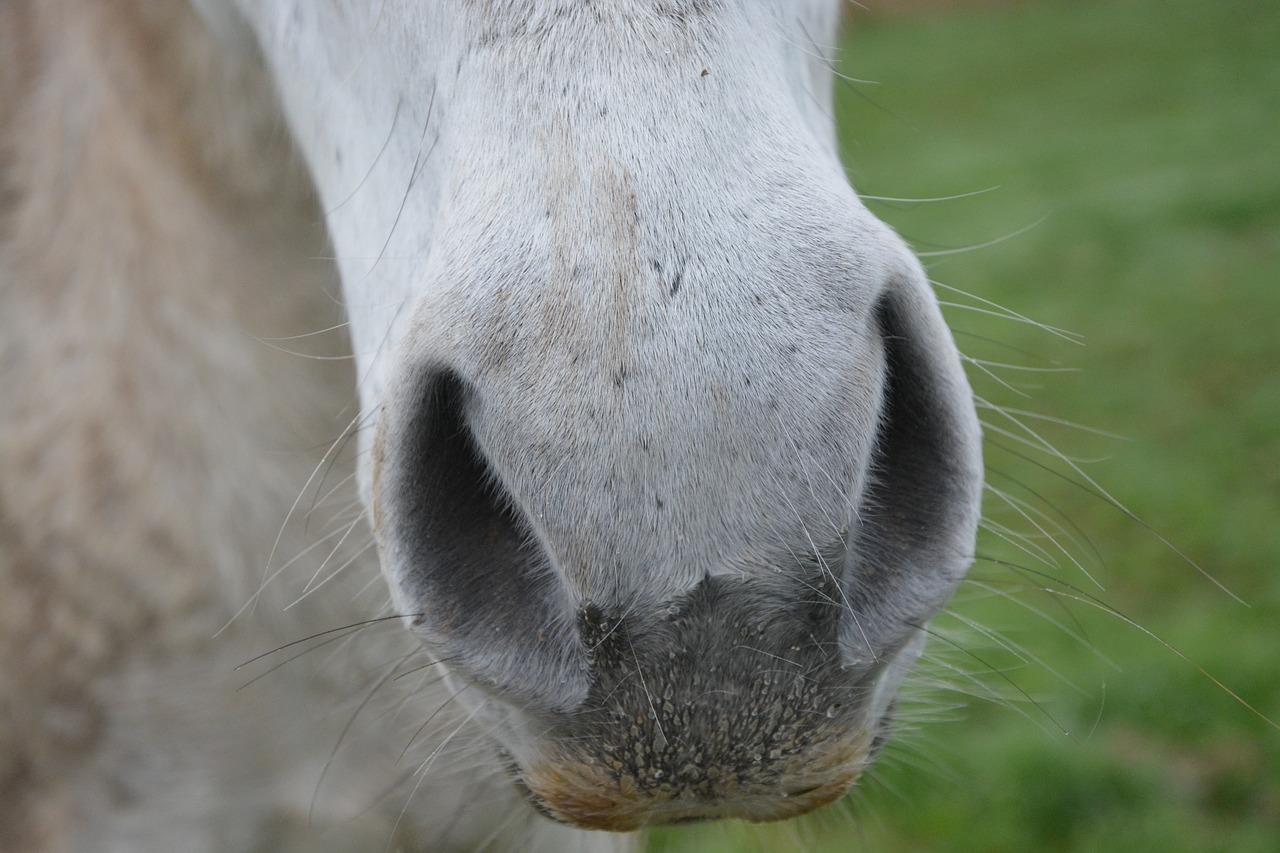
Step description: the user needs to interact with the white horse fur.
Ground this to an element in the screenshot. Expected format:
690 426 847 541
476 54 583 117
0 1 982 850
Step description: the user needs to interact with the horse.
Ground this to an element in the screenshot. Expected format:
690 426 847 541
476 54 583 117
0 1 983 849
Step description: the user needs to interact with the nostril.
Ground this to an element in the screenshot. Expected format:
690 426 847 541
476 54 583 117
373 369 588 710
838 267 984 667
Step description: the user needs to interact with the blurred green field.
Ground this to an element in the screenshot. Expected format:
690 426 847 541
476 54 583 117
650 0 1280 850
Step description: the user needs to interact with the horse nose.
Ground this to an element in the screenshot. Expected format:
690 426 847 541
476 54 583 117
368 209 981 832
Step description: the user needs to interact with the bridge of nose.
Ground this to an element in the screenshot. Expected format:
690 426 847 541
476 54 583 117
428 269 887 603
408 121 897 600
381 0 902 605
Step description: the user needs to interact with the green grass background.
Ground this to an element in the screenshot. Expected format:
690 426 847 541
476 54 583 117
649 0 1279 850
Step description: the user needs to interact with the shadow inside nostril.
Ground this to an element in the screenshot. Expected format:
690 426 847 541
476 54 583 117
377 370 589 710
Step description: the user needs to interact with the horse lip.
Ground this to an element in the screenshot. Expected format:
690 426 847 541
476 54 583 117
513 767 863 831
509 727 872 831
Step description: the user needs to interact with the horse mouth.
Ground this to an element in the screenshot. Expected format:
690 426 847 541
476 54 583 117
508 733 871 831
515 774 861 832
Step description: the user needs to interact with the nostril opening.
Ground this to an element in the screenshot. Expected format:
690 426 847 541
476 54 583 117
375 369 588 710
837 273 983 665
389 371 527 619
